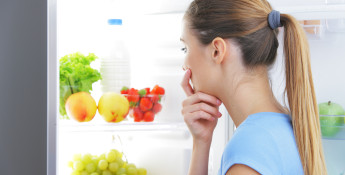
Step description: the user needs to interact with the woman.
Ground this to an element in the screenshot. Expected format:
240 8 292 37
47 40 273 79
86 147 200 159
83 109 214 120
180 0 327 175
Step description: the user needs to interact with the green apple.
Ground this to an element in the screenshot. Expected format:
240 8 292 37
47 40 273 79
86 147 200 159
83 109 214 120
319 101 344 137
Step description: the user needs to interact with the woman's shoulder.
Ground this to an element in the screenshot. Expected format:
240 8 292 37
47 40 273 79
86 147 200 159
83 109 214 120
220 127 283 175
219 112 294 175
226 120 282 157
227 112 294 157
233 112 294 143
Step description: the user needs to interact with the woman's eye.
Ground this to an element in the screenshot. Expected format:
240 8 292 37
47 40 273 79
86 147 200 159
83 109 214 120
181 47 187 54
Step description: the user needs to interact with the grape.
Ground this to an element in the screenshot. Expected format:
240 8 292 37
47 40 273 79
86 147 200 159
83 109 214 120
115 157 124 167
102 170 112 175
68 149 147 175
122 162 127 169
110 149 122 158
92 157 99 165
106 151 116 162
68 161 74 168
98 159 108 170
73 154 82 161
82 153 93 164
74 160 85 171
109 162 119 173
99 153 106 160
96 167 103 174
86 162 96 173
116 168 126 175
137 168 147 175
127 167 137 175
71 171 81 175
80 170 89 175
125 163 136 170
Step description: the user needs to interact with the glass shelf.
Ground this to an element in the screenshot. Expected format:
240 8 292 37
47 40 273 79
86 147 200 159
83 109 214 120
58 120 189 133
320 115 345 140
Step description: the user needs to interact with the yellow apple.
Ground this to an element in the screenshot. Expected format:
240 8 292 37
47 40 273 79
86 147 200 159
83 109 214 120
65 92 97 122
98 92 129 123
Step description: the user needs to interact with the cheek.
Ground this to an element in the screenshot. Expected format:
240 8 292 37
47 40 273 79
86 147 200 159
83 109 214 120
185 53 205 91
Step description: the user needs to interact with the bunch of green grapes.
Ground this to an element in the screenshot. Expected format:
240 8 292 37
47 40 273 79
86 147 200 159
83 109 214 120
68 149 147 175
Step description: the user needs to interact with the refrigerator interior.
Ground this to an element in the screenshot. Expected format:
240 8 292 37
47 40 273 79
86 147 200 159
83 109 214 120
50 0 345 175
55 0 232 175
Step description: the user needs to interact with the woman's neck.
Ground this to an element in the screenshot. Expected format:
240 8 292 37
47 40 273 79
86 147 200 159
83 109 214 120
217 71 286 127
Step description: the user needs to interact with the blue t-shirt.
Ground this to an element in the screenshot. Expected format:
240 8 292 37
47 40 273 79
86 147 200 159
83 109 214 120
218 112 304 175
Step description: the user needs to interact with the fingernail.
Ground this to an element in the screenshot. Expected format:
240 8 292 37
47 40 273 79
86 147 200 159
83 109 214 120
218 112 222 117
217 99 221 105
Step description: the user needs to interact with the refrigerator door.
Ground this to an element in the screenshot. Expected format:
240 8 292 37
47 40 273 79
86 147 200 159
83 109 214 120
0 0 47 174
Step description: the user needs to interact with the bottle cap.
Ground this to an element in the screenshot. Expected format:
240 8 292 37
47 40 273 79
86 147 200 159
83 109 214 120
108 19 122 25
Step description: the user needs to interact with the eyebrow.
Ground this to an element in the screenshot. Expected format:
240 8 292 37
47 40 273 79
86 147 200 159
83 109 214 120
180 38 185 42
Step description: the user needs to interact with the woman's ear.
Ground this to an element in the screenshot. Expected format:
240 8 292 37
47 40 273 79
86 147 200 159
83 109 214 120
211 37 227 64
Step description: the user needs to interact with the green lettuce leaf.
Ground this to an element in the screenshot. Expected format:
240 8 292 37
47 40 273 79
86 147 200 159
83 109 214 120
59 52 101 119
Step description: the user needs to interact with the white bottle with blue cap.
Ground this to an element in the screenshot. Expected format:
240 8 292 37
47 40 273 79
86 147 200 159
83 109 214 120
100 18 131 93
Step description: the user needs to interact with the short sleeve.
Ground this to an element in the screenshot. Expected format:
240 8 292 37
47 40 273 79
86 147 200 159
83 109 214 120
218 124 283 175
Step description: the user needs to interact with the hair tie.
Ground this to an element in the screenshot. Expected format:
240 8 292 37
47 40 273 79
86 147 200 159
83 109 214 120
268 10 282 30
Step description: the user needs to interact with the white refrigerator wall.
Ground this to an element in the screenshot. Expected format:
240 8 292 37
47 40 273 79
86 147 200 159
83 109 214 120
269 30 345 110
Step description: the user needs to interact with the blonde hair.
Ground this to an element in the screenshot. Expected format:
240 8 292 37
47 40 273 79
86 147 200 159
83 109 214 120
281 14 327 174
186 0 327 174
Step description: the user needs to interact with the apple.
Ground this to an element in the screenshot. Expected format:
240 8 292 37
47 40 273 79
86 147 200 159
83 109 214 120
65 92 97 122
98 92 129 123
319 101 344 137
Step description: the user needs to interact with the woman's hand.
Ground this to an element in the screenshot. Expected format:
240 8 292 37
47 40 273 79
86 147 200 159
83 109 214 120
181 69 222 143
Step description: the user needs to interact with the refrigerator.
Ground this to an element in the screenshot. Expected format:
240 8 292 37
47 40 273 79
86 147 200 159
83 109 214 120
2 0 345 174
49 0 345 175
50 0 345 175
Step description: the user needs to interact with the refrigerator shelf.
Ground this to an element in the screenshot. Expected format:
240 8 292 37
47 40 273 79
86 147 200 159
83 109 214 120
276 4 345 20
58 120 189 133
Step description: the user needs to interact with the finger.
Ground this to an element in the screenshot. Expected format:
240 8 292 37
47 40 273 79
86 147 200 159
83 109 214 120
182 103 222 118
182 92 222 107
181 69 194 96
185 111 216 122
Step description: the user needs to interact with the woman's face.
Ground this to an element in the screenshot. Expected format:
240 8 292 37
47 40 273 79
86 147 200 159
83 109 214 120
180 20 218 94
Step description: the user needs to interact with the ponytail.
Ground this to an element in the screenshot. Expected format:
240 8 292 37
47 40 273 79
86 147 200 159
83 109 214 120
280 14 327 175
